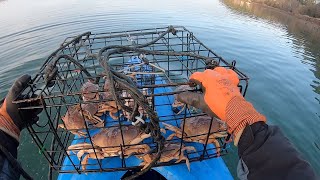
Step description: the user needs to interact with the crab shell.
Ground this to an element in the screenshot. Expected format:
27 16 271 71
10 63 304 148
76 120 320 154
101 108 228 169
92 126 150 147
59 105 87 137
182 116 226 138
61 105 86 130
163 116 227 156
81 81 100 101
81 103 98 115
67 125 151 171
59 103 105 136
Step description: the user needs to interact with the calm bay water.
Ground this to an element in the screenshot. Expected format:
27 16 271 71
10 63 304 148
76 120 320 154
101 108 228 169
0 0 319 179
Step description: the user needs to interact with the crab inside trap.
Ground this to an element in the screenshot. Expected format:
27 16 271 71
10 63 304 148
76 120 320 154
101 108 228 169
14 26 249 174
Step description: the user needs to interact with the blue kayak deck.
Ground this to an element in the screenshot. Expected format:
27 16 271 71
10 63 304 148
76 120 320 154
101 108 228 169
58 58 233 180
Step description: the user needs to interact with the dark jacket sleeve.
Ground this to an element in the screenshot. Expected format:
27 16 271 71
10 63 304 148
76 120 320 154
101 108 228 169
237 122 317 180
0 130 20 180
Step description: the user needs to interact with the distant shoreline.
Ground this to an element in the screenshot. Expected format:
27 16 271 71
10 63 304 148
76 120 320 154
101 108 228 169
225 0 320 26
253 1 320 26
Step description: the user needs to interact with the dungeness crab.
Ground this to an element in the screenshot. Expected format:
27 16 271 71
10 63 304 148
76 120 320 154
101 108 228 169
81 81 100 102
67 125 151 170
59 104 104 137
81 80 120 119
138 142 196 171
163 116 227 155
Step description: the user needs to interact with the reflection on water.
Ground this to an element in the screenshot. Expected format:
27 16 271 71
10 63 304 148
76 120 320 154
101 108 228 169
224 0 320 175
224 0 320 102
0 0 320 178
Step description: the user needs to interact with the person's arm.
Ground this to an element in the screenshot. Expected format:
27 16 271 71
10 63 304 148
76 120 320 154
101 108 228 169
176 67 317 180
0 130 20 180
238 122 316 180
0 75 41 180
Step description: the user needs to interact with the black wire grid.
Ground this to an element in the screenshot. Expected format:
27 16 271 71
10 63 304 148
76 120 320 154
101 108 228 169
14 26 249 176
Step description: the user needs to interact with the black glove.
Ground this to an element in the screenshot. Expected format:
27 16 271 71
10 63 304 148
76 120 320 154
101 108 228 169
0 75 42 131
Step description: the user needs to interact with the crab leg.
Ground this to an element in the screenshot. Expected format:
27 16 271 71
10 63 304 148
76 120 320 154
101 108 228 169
102 150 119 157
166 133 179 140
181 146 197 153
68 143 104 162
83 111 104 125
163 123 184 140
97 106 116 113
163 123 182 132
212 131 228 138
109 112 119 120
140 155 155 171
58 124 65 129
92 116 105 127
123 144 151 158
58 124 87 137
81 152 105 171
89 117 104 126
77 149 97 161
207 138 222 157
68 143 94 152
175 154 191 171
174 145 195 171
71 131 87 137
129 133 151 144
68 143 91 156
97 103 120 120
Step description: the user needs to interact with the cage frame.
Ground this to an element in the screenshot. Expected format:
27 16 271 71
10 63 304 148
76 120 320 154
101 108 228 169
13 26 249 178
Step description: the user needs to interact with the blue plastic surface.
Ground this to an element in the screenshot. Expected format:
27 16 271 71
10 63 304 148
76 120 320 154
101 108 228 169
58 57 233 180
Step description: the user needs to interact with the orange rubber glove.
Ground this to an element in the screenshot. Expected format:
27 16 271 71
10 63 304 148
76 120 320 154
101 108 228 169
177 67 266 145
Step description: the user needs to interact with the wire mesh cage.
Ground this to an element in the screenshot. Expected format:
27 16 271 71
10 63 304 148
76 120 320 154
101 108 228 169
14 26 249 177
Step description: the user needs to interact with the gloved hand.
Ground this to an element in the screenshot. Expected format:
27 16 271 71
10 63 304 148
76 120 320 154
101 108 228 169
0 75 42 141
176 67 266 145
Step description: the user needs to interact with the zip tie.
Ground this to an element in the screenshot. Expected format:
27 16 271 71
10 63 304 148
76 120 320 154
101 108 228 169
131 116 145 126
139 54 146 59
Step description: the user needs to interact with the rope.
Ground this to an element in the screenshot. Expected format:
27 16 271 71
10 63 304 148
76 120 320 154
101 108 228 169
95 26 180 179
98 53 165 180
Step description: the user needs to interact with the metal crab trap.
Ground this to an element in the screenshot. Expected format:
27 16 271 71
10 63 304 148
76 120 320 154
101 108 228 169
14 26 249 179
